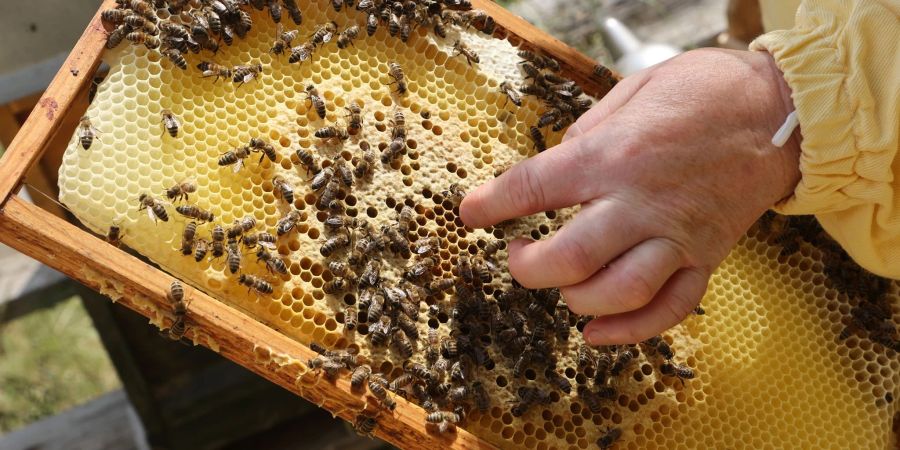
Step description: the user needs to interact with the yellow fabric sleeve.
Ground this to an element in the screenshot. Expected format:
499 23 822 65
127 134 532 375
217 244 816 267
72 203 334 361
750 0 900 279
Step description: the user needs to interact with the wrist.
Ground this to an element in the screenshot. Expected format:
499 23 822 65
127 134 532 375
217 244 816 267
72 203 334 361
753 50 802 203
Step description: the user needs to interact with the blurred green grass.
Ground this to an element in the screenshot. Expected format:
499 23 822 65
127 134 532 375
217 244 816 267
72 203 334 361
0 297 120 434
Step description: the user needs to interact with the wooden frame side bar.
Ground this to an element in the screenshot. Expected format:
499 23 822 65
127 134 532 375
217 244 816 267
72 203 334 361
472 0 620 98
0 0 117 206
0 196 494 450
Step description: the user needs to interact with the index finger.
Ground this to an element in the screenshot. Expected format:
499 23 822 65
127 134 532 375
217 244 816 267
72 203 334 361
459 133 603 228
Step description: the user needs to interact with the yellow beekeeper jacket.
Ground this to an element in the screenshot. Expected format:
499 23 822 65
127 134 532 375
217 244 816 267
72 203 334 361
750 0 900 279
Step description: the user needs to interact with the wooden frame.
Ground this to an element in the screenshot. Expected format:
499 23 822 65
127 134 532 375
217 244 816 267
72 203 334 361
0 1 617 448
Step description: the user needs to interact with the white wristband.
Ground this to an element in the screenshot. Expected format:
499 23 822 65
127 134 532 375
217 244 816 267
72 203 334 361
772 111 799 147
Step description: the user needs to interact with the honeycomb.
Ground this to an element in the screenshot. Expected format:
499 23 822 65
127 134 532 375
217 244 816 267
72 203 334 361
57 2 899 449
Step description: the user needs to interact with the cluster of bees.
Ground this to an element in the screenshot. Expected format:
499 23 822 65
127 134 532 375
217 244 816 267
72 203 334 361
497 50 595 152
88 0 685 447
761 212 899 353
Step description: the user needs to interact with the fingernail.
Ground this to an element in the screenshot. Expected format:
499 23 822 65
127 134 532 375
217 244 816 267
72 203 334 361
586 330 603 346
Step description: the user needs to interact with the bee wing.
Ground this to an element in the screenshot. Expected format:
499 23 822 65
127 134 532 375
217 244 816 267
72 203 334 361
147 205 157 222
232 158 243 173
260 241 276 250
323 31 334 43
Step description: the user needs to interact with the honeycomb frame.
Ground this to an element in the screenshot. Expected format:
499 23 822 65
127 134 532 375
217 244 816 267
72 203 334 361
0 1 898 449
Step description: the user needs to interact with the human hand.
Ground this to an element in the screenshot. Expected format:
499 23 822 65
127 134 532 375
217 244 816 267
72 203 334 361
460 48 801 344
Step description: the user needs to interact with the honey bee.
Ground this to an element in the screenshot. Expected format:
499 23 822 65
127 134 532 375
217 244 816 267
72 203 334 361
396 207 414 237
165 280 188 340
441 183 466 206
350 363 371 388
218 145 251 172
387 12 401 37
547 370 572 394
390 108 406 139
390 329 414 358
660 362 695 384
610 346 635 376
127 31 161 49
352 413 377 437
404 256 435 281
238 274 274 295
593 64 613 80
452 40 479 65
248 137 277 163
323 278 347 294
226 238 241 273
426 278 455 296
127 1 158 23
295 148 320 175
576 385 603 414
336 25 360 49
518 49 559 71
197 61 233 81
106 26 129 49
345 101 363 135
310 21 337 47
267 0 282 22
333 158 353 187
232 63 263 86
288 42 315 63
367 373 396 410
138 194 168 222
193 239 209 262
181 221 197 255
597 427 622 450
343 306 358 333
354 141 376 179
511 386 551 417
399 15 412 42
366 12 378 36
256 246 288 274
366 292 385 323
317 178 341 209
240 232 276 250
693 305 706 315
425 411 459 433
330 0 343 12
270 23 298 55
276 210 304 236
159 47 187 69
161 109 181 141
283 0 302 24
643 335 675 360
211 224 225 258
387 62 407 95
314 126 349 142
101 9 128 25
164 180 195 202
175 205 214 222
529 126 547 152
320 233 350 257
382 224 409 255
106 224 123 247
271 175 294 205
310 166 334 191
124 15 157 35
159 21 189 40
305 85 327 119
381 137 405 163
76 115 100 150
497 81 522 107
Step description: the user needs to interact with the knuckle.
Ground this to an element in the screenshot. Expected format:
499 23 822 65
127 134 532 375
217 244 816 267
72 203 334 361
556 238 598 281
506 164 546 215
615 266 656 311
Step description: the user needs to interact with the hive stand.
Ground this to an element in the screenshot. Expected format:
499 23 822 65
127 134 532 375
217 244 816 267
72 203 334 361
0 1 617 448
